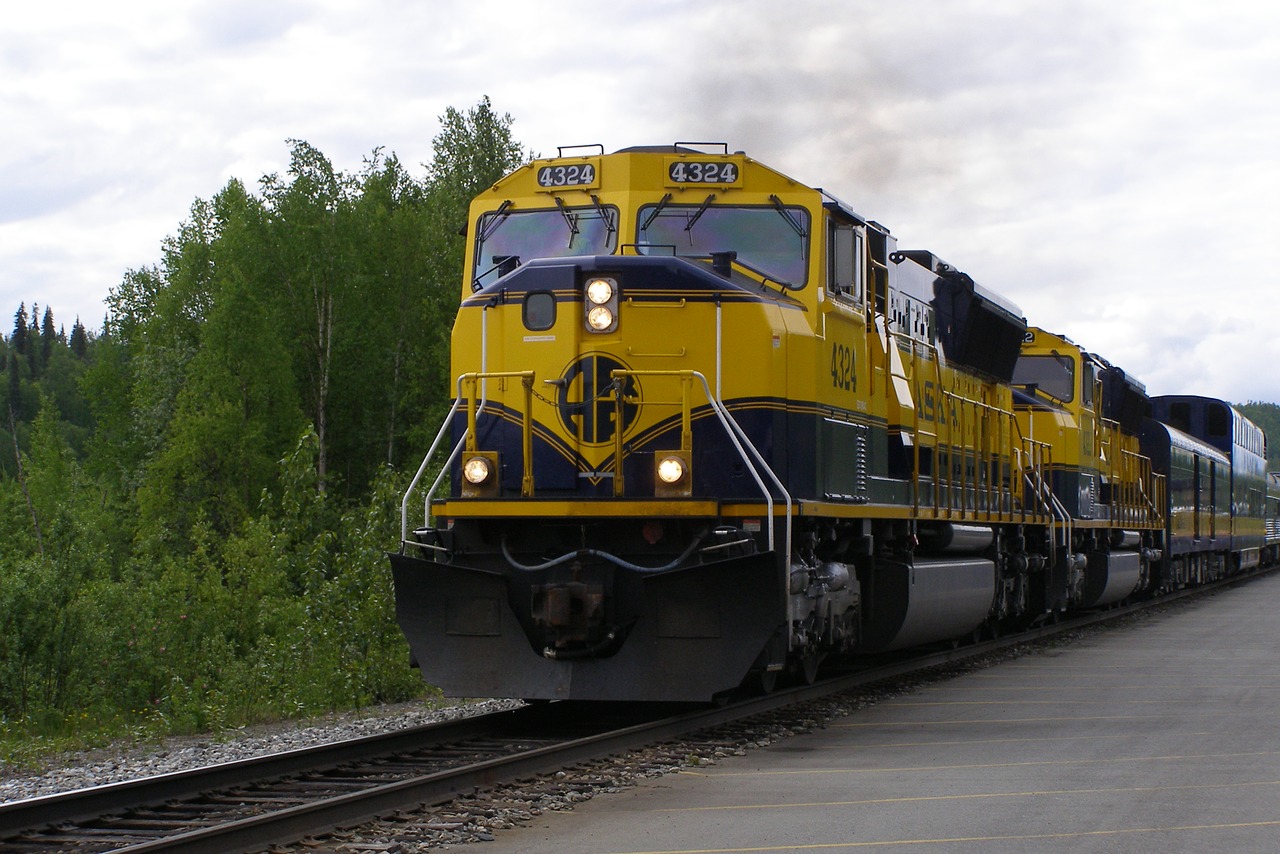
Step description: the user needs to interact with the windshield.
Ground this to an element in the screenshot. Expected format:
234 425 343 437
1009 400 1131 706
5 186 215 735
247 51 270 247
473 204 617 289
637 202 810 288
1012 353 1075 403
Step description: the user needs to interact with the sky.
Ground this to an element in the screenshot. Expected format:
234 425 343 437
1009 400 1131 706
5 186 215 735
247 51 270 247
4 0 1279 403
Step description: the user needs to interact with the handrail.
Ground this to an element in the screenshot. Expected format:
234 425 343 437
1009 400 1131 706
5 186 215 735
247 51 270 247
883 319 1042 525
611 368 792 558
402 367 793 561
1020 437 1071 556
399 396 465 545
399 370 535 545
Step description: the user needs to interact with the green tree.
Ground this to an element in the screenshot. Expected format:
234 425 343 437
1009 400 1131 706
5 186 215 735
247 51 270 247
261 141 354 495
321 149 442 484
11 303 29 356
69 319 89 358
6 355 19 424
40 305 56 367
1237 401 1280 471
427 95 529 226
135 180 305 539
0 98 533 753
402 96 529 446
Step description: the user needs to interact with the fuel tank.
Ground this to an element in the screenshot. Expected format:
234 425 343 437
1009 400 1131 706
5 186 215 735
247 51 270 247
1081 549 1142 608
860 556 997 651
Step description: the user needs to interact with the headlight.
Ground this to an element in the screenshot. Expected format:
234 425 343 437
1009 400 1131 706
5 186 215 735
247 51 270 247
462 456 492 485
583 276 619 333
586 305 615 331
654 452 692 497
585 277 614 305
657 456 686 484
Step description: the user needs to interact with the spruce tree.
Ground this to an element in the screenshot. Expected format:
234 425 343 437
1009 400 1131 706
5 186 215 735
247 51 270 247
12 303 28 355
69 319 88 358
40 306 55 366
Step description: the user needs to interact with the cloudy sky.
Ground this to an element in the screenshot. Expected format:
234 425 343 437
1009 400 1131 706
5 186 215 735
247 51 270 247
4 0 1279 402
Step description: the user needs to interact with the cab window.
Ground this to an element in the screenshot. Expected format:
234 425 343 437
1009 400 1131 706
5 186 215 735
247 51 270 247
523 292 556 331
827 224 864 301
1012 353 1075 403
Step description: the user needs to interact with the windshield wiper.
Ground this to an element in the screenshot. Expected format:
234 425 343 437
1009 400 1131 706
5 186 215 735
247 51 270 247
685 194 716 232
554 197 580 248
478 200 513 243
591 194 616 244
640 193 672 231
769 194 806 238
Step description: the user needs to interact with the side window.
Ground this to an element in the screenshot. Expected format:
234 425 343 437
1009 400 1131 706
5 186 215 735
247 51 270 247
829 225 853 295
851 230 864 302
523 292 556 331
1206 403 1229 439
827 224 863 301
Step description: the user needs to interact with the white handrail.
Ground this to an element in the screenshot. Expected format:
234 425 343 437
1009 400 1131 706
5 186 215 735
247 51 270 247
398 375 475 544
605 367 791 556
400 306 492 545
687 370 792 559
400 367 794 562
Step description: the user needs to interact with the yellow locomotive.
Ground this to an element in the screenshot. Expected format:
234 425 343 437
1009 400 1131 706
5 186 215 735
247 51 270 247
392 144 1172 701
1011 328 1163 609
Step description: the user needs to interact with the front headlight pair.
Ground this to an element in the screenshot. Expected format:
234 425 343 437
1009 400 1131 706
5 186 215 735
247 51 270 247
584 276 618 333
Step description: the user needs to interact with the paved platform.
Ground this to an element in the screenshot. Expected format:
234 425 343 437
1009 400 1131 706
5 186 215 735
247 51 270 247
483 572 1280 853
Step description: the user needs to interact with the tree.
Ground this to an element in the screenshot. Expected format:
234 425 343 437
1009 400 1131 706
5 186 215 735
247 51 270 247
401 97 529 447
1237 401 1280 471
261 141 353 494
6 355 19 421
427 96 529 222
0 100 541 748
134 179 304 539
40 305 56 367
70 319 88 358
11 303 29 355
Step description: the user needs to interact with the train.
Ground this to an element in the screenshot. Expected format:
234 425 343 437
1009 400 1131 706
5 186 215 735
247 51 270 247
390 144 1280 702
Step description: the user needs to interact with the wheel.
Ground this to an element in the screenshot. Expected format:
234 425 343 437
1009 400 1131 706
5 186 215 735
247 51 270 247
756 668 779 694
801 653 820 685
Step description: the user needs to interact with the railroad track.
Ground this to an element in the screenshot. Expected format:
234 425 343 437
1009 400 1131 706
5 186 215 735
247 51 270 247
1 570 1266 853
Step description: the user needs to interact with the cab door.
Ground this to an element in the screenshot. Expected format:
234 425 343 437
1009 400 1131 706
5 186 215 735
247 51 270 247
817 222 871 500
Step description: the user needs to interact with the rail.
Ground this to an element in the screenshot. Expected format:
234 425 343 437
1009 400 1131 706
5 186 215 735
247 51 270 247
1020 438 1072 558
401 301 487 546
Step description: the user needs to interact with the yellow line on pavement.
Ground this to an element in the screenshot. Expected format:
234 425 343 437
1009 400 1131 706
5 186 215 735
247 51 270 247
601 819 1280 853
699 748 1280 777
661 778 1280 813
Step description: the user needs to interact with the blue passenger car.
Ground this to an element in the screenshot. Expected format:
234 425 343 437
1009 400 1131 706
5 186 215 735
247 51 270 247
1139 420 1230 587
1151 396 1267 570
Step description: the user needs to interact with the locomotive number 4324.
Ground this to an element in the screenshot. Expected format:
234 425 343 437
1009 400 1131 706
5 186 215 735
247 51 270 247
537 163 597 187
668 161 739 184
830 343 855 392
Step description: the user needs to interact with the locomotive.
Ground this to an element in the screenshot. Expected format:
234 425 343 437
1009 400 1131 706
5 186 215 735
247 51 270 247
391 144 1276 702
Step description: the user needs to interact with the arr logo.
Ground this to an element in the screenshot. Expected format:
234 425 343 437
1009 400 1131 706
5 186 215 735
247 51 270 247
556 354 641 445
